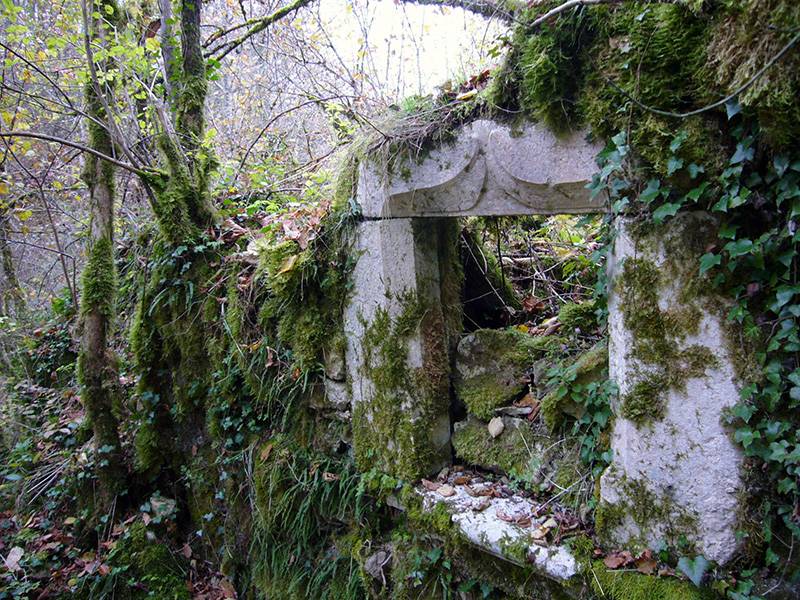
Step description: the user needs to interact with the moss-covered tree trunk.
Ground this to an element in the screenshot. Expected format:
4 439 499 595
78 0 125 509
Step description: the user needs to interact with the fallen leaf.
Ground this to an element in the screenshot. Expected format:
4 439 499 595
453 475 470 485
637 557 658 575
473 498 491 512
603 550 634 570
421 479 440 492
531 527 548 540
437 485 456 497
522 295 546 313
278 254 298 274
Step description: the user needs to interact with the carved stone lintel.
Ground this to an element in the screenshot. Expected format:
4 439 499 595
357 120 605 218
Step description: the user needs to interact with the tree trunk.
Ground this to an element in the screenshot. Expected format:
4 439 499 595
78 0 125 510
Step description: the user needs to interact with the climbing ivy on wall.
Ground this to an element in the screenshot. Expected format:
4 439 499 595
588 102 799 596
488 2 800 592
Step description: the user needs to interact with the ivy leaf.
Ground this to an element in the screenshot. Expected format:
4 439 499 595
734 428 760 448
731 142 754 165
669 131 688 153
724 239 753 258
687 163 705 179
699 253 721 275
718 222 738 239
728 187 751 209
639 179 661 204
685 181 709 202
652 202 681 223
677 555 709 587
666 157 684 176
773 285 799 309
773 155 789 177
730 403 756 423
768 441 789 462
725 98 741 120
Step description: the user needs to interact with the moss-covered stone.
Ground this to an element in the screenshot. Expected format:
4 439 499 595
595 466 699 553
558 300 598 334
455 328 563 420
541 340 608 432
400 486 581 599
353 291 450 480
588 560 715 600
102 522 190 599
615 252 719 426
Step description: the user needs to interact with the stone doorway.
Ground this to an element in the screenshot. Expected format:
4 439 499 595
333 118 746 568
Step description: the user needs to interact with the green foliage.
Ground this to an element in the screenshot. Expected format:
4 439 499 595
23 322 76 387
542 343 614 480
251 436 373 599
80 521 190 599
591 81 800 586
588 559 714 600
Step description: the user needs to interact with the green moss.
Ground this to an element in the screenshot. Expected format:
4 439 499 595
400 486 579 599
81 236 117 318
101 522 190 599
558 299 597 333
451 417 535 479
353 289 450 480
616 255 720 426
456 328 562 421
595 468 699 552
588 560 714 600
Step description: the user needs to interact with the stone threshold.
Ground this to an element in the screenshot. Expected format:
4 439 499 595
416 480 579 582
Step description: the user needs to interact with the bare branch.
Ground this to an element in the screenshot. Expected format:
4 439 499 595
397 0 516 23
207 0 315 62
0 131 156 177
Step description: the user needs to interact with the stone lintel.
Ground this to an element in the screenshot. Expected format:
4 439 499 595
356 119 605 219
417 482 579 582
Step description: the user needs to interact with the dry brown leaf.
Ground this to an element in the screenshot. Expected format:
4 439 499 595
421 479 440 492
437 484 456 497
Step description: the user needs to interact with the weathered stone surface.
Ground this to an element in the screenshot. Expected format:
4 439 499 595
344 218 458 480
417 481 579 581
357 119 605 218
598 213 744 565
487 416 505 438
454 328 559 420
323 377 350 411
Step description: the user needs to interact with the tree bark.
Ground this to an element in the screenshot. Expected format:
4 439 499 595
78 0 125 510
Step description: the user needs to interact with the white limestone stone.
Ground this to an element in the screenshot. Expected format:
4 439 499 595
417 482 579 581
344 218 452 478
356 119 605 218
599 213 744 565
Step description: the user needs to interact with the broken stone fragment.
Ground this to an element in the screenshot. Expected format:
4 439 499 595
487 417 505 438
454 327 562 420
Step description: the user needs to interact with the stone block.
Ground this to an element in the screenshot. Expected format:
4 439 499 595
417 481 579 582
454 327 562 421
344 218 458 480
598 213 745 565
356 119 605 218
